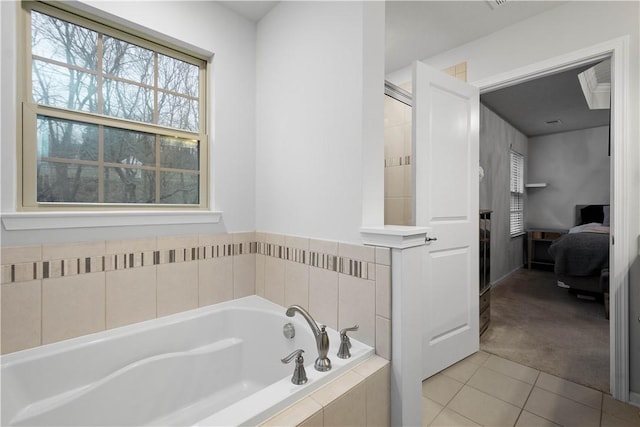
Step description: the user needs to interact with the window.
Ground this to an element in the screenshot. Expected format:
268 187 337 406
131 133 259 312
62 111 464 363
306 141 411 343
510 150 524 236
21 3 208 209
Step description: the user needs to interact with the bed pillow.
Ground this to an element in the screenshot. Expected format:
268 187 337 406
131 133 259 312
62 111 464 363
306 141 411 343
603 205 610 226
580 205 604 225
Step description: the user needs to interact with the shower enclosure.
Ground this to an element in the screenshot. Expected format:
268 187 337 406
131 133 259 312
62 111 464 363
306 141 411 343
383 81 413 226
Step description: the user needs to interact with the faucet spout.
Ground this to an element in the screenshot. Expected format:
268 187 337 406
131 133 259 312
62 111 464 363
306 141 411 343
286 305 321 338
286 305 331 371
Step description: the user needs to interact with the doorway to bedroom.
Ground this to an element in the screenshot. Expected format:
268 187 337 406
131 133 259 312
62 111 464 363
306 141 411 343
477 59 612 393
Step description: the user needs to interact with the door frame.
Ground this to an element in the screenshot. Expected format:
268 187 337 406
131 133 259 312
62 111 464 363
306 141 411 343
473 36 630 401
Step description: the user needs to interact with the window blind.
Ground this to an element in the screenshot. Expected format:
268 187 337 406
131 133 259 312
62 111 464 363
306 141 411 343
510 150 524 236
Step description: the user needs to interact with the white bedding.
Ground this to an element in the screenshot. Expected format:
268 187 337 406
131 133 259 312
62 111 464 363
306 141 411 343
568 223 610 234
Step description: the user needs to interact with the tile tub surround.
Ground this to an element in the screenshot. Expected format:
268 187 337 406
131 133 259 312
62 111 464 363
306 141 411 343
261 355 390 427
1 232 391 359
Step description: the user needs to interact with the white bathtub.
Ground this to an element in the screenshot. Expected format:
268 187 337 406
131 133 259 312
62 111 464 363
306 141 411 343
1 296 373 426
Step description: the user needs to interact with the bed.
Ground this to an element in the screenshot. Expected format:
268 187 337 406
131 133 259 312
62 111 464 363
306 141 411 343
548 204 610 315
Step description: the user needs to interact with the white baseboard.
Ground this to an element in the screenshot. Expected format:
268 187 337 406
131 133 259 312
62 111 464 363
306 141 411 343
630 391 640 408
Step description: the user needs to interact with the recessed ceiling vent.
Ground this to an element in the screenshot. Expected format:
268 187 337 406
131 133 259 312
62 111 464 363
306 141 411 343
545 119 562 126
487 0 508 10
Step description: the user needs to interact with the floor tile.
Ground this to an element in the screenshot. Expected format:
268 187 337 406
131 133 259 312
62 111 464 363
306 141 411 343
483 354 540 385
422 397 444 426
429 408 480 427
467 366 533 408
535 371 602 409
441 358 482 383
464 351 491 366
602 394 640 424
524 387 600 427
601 411 640 427
515 410 560 427
447 385 521 426
422 374 464 407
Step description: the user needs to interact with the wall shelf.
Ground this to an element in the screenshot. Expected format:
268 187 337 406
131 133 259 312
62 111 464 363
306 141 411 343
525 183 547 188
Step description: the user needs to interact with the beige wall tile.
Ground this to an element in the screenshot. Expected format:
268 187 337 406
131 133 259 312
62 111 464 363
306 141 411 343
338 275 375 347
233 254 256 298
375 316 391 360
1 280 42 353
364 363 390 427
285 235 309 250
264 257 285 305
1 245 42 265
375 264 391 319
106 266 156 329
309 267 338 330
263 232 285 245
256 254 266 297
353 356 388 378
157 262 198 317
299 409 323 427
233 231 256 244
42 273 105 344
199 232 233 247
42 241 105 260
338 243 375 263
285 261 309 309
321 380 366 427
157 235 198 250
261 397 322 427
312 371 366 407
385 166 404 198
309 238 338 256
199 257 233 306
105 237 156 254
374 247 391 266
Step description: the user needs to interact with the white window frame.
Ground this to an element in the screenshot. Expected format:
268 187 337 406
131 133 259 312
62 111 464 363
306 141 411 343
18 1 210 212
510 149 524 237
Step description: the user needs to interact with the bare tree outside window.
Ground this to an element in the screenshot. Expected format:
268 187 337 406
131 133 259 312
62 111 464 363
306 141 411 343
29 8 203 206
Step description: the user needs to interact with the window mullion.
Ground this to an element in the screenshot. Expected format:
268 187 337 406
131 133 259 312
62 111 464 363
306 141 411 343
155 135 161 204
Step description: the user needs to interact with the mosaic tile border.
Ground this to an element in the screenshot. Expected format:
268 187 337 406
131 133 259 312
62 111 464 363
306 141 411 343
2 240 374 284
384 155 411 167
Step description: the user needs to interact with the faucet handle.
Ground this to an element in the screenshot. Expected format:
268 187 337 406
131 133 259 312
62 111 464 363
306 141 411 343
337 324 359 359
281 348 305 364
281 349 308 385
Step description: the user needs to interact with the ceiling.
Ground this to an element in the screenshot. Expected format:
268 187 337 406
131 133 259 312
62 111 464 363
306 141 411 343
481 63 611 137
385 1 568 73
219 1 278 22
220 0 610 136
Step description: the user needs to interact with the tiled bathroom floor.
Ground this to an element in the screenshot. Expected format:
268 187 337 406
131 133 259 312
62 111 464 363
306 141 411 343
422 351 640 427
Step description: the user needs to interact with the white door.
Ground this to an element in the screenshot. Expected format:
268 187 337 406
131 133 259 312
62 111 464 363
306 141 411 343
413 61 480 379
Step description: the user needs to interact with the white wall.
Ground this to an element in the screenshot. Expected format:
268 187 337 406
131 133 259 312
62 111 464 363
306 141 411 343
0 0 257 245
255 1 384 243
527 126 610 230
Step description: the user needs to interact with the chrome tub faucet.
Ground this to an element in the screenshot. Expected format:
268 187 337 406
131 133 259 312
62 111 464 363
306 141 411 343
285 305 331 372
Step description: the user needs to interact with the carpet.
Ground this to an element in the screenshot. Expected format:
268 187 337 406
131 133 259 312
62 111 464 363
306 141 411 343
480 268 610 392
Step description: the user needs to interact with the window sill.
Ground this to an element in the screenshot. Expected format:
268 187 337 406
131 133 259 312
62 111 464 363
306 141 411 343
1 210 223 231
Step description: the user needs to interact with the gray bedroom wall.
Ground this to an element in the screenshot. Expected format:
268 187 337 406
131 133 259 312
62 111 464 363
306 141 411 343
526 126 610 230
480 104 528 285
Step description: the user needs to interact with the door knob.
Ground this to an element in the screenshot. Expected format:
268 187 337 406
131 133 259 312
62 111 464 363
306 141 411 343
426 236 438 242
